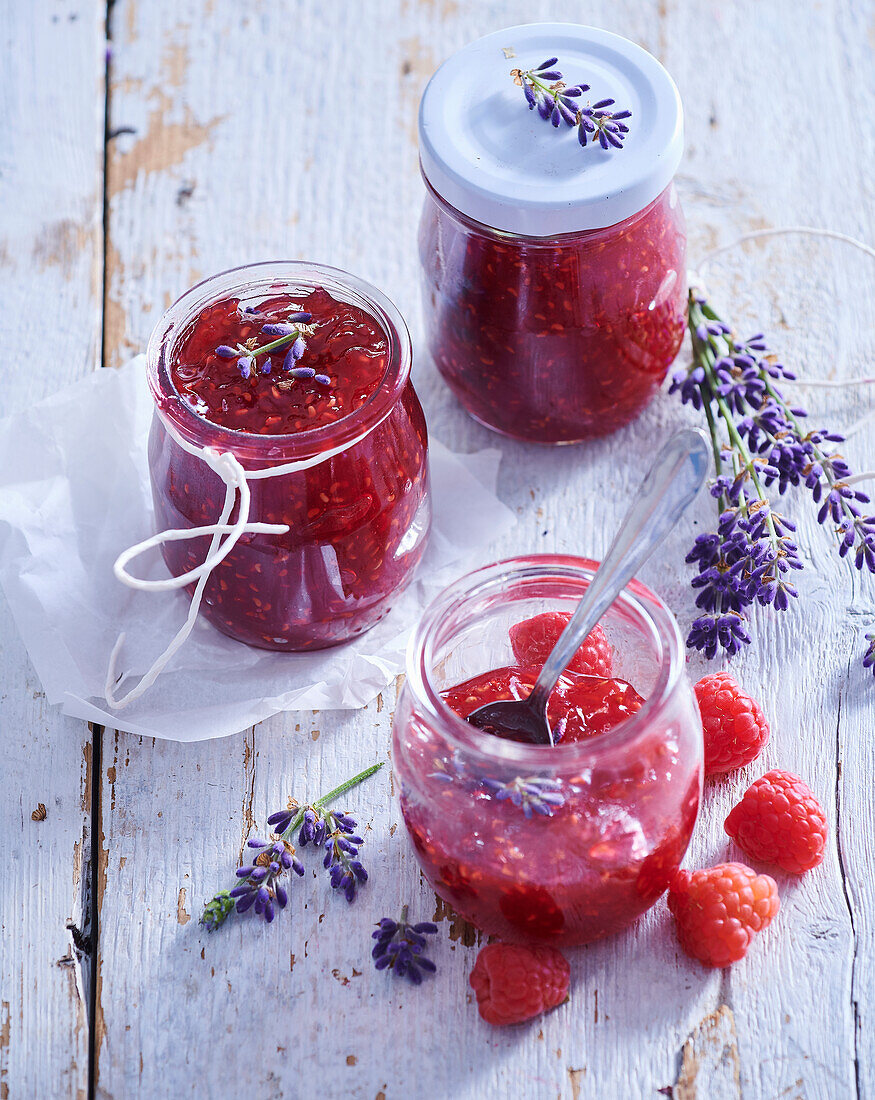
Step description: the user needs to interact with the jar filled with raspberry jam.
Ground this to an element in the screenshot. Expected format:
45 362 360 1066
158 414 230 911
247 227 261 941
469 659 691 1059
146 262 430 650
418 24 687 444
392 555 702 946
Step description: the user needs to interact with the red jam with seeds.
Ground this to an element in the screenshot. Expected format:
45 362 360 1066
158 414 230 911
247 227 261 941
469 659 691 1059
418 183 687 443
171 289 387 435
147 267 430 651
392 573 703 946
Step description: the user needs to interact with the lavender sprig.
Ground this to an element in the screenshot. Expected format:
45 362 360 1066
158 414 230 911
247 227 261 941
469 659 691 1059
430 753 571 818
200 762 383 931
214 308 318 381
670 289 875 665
371 906 438 984
511 58 631 150
864 633 875 675
480 775 568 817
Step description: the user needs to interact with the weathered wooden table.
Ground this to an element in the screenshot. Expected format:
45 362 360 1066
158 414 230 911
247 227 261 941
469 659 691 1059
3 2 873 1097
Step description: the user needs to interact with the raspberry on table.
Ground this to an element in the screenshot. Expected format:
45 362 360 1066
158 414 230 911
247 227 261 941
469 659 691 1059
509 611 613 678
725 769 828 873
668 862 780 968
694 672 770 775
469 943 570 1026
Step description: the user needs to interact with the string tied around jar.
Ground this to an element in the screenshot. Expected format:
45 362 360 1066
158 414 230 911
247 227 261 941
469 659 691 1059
105 410 377 710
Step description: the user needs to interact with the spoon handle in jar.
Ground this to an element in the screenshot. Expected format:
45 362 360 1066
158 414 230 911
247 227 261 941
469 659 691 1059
527 428 711 712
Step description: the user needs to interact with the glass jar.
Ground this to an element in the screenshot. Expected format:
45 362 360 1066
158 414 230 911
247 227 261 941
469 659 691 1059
392 555 702 946
146 262 431 651
418 24 687 444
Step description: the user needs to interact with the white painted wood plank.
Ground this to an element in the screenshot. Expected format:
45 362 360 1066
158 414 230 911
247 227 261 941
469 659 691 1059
0 1 106 1097
95 1 873 1097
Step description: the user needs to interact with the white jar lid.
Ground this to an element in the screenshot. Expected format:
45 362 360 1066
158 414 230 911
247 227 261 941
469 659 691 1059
419 23 683 237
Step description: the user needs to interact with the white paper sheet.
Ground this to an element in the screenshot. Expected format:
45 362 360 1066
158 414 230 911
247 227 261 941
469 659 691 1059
0 358 515 741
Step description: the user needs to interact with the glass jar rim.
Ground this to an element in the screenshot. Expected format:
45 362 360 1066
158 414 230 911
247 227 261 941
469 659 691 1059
405 553 686 767
146 260 413 462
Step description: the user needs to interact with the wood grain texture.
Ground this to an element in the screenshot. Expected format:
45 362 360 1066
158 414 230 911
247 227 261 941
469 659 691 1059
7 0 875 1097
0 2 106 1097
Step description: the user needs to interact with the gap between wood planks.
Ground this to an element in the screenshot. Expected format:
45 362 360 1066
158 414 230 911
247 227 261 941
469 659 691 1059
77 7 115 1096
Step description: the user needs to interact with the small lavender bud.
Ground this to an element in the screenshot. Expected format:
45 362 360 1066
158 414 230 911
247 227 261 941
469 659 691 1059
215 345 237 358
261 323 297 337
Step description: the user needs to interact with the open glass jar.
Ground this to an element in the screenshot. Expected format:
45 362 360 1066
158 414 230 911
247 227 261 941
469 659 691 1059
418 24 687 444
146 262 431 651
392 555 702 946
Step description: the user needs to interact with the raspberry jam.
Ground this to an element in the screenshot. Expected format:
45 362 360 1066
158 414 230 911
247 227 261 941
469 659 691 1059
170 289 388 435
418 24 687 443
392 556 703 946
442 666 645 744
146 264 430 651
418 184 687 443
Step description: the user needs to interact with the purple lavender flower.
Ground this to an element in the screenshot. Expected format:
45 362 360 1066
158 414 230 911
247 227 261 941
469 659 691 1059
372 907 438 984
672 290 875 667
261 322 298 337
222 838 304 925
481 775 568 818
215 345 237 359
314 374 332 386
513 59 628 149
237 356 253 380
578 100 632 149
864 633 875 675
200 762 383 932
322 811 368 903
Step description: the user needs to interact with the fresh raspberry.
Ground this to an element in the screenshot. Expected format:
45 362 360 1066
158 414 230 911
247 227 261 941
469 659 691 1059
668 862 780 968
469 943 570 1026
509 612 613 677
694 672 770 775
725 770 828 873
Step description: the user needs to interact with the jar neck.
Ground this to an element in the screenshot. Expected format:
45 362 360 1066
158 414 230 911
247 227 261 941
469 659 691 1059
422 168 672 245
147 261 412 465
406 554 685 768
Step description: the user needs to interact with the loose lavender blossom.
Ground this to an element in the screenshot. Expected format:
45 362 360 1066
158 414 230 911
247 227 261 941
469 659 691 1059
864 633 875 676
430 753 572 818
480 775 568 817
670 290 875 667
511 59 631 150
372 907 438 984
200 762 383 931
212 308 314 381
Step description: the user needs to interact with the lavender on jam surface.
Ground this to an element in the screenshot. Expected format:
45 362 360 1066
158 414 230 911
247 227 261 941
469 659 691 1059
511 57 632 150
212 307 322 383
199 762 383 931
372 906 439 984
671 289 875 669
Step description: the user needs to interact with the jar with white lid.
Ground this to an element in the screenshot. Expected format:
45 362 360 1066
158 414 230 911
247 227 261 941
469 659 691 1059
418 23 687 444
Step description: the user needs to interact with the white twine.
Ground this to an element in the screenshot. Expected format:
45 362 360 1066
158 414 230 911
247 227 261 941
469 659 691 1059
105 409 377 710
692 224 875 488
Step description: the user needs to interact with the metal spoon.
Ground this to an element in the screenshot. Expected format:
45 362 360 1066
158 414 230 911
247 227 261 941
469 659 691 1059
466 429 711 746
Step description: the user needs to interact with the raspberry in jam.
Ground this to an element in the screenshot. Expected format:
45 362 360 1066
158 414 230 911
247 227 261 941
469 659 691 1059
392 557 703 946
418 25 687 443
146 263 431 651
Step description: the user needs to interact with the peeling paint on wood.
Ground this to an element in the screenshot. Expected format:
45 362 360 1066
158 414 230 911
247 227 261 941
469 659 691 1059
674 1006 741 1100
